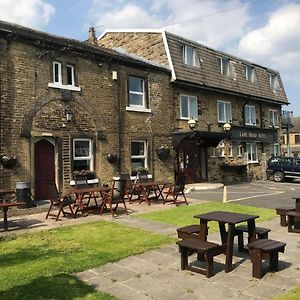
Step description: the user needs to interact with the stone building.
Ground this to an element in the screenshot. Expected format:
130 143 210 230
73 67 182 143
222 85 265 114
0 21 173 199
0 21 289 200
98 30 288 183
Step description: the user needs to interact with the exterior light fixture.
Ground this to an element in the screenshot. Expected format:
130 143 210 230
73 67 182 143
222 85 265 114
64 107 73 122
188 118 197 130
223 122 231 132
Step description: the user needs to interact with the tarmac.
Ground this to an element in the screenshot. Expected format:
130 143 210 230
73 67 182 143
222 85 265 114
1 182 300 300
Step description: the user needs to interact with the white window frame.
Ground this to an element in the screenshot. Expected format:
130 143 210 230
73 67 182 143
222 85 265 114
131 140 148 170
53 61 62 84
237 143 243 157
66 64 75 86
210 147 216 157
183 45 200 67
217 100 232 123
73 138 93 170
246 143 258 163
270 143 280 157
218 141 225 157
128 76 146 108
269 109 279 128
217 57 232 76
180 95 198 120
228 143 233 157
244 64 257 83
268 73 280 93
245 105 256 126
48 61 81 91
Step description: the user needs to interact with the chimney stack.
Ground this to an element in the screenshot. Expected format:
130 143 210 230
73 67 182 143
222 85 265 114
88 27 97 44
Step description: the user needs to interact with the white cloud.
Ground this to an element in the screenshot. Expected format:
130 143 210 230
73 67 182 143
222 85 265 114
90 0 251 48
237 3 300 83
0 0 55 29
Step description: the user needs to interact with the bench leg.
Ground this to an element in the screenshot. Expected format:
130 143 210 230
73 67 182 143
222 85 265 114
280 215 287 227
269 251 279 271
287 215 294 233
252 249 263 279
237 232 245 251
205 253 214 278
179 247 189 270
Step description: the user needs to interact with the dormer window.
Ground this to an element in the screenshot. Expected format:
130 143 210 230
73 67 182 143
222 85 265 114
243 64 257 83
268 73 280 93
245 105 256 126
183 45 200 67
217 57 233 77
48 61 80 91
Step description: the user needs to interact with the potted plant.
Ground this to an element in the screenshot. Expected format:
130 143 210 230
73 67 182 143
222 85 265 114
156 145 170 160
73 170 96 180
106 153 118 164
131 167 149 176
0 155 17 169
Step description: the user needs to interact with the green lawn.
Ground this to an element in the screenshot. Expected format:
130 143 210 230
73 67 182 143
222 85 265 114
0 220 174 300
134 201 277 232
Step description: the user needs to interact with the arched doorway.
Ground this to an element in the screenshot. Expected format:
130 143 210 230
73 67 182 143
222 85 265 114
34 139 55 200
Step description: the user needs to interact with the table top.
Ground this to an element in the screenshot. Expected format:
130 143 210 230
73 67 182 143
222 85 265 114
135 181 170 187
0 201 26 208
194 211 259 224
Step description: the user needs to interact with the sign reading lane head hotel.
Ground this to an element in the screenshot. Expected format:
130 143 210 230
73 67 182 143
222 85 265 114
230 126 278 143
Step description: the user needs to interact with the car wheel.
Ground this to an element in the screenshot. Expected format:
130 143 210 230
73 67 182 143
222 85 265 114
273 171 284 182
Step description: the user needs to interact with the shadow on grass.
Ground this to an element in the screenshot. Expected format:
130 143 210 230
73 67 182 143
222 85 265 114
0 245 64 267
0 273 115 300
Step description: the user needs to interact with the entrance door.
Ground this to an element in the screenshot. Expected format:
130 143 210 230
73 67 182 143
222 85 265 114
34 139 55 200
177 140 207 183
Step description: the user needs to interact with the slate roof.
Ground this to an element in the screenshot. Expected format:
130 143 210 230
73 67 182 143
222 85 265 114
164 31 288 104
99 30 288 105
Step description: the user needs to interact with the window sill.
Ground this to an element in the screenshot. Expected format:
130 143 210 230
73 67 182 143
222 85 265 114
48 82 81 92
248 161 259 164
126 106 151 113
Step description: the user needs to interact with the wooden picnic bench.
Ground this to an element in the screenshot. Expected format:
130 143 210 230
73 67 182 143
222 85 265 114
248 239 286 279
176 239 224 278
275 207 295 226
234 225 271 251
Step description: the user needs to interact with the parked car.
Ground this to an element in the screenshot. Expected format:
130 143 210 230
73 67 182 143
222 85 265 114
266 156 300 182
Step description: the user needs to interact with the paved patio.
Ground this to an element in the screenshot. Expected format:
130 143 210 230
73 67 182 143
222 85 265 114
1 194 300 299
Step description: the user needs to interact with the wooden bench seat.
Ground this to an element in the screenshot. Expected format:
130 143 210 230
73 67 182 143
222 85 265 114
234 225 271 251
275 207 295 227
286 211 300 233
248 239 286 279
177 224 200 240
176 239 224 278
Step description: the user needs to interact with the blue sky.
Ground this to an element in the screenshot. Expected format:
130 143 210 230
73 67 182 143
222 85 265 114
1 0 300 116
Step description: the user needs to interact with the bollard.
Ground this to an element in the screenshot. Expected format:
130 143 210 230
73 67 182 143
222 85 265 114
223 186 227 203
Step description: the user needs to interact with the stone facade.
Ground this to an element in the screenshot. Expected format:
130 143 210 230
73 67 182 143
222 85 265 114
0 21 173 198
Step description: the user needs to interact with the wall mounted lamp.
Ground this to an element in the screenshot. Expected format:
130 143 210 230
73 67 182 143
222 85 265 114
188 118 197 130
64 107 74 122
223 122 231 132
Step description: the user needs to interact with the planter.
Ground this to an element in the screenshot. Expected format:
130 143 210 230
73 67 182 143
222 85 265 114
156 147 170 160
221 164 247 174
0 156 17 169
106 153 118 164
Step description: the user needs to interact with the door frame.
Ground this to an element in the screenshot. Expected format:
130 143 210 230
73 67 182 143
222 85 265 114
33 137 58 197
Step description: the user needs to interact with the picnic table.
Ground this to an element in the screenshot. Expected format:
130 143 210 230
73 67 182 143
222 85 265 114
70 186 111 213
134 181 170 205
194 211 259 272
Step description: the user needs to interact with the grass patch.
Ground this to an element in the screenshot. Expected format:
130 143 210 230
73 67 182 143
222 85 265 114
273 285 300 300
0 220 173 299
134 202 277 232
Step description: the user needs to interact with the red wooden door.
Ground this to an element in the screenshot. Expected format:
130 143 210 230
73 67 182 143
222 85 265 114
34 139 55 200
178 141 207 183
